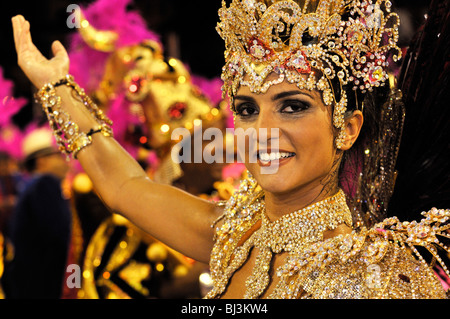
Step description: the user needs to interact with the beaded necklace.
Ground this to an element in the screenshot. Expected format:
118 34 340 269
207 174 450 299
207 186 353 299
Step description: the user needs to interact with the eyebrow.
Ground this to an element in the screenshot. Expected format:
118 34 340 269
234 90 313 102
233 95 254 102
271 90 313 101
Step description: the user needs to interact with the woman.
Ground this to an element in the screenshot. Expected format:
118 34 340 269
11 0 449 299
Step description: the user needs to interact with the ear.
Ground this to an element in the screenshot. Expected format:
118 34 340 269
339 110 363 151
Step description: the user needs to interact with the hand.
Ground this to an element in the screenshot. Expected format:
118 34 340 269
12 15 69 89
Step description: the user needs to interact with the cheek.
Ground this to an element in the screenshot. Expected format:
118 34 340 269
233 119 250 131
290 113 335 161
233 120 257 157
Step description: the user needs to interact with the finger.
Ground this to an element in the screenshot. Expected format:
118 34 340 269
15 15 24 23
18 19 46 62
20 20 33 51
51 40 70 71
51 40 69 62
11 15 24 55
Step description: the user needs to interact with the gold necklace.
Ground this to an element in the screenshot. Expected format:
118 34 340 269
207 188 353 299
256 189 353 253
208 176 450 299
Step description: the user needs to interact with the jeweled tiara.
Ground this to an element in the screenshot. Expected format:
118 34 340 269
217 0 401 147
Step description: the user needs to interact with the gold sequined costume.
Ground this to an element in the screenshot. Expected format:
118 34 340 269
206 174 449 299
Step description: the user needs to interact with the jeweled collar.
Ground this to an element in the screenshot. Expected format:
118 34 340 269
208 176 353 299
256 189 353 253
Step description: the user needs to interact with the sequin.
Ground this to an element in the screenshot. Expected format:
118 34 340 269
206 175 450 299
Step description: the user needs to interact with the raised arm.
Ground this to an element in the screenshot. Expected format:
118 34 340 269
11 15 222 263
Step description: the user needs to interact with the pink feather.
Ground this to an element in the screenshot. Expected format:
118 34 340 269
0 67 27 127
68 0 161 92
0 67 28 159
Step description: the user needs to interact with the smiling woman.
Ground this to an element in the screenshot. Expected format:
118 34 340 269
10 0 450 300
233 79 353 212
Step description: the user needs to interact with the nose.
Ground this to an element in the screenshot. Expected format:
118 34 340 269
255 109 280 149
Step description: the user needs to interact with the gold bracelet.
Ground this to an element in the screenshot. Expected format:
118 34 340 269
71 125 113 159
35 75 113 159
53 75 113 127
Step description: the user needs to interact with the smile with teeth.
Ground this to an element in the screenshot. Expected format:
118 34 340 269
258 151 295 162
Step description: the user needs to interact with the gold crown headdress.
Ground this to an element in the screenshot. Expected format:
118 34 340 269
217 0 401 147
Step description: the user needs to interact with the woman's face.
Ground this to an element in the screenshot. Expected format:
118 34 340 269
233 77 338 197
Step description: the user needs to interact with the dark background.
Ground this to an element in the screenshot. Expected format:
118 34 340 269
0 0 430 128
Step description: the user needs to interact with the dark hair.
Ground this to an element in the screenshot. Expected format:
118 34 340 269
336 82 404 228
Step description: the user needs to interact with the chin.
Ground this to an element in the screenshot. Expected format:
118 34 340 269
248 163 297 194
248 162 329 198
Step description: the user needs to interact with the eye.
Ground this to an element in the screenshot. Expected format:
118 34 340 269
235 102 259 117
280 100 310 113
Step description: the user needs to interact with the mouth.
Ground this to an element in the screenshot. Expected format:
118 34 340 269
257 150 296 166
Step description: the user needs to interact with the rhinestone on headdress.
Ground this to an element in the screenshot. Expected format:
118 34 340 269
217 0 401 148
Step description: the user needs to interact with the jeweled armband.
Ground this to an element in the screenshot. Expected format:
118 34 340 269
35 75 113 159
